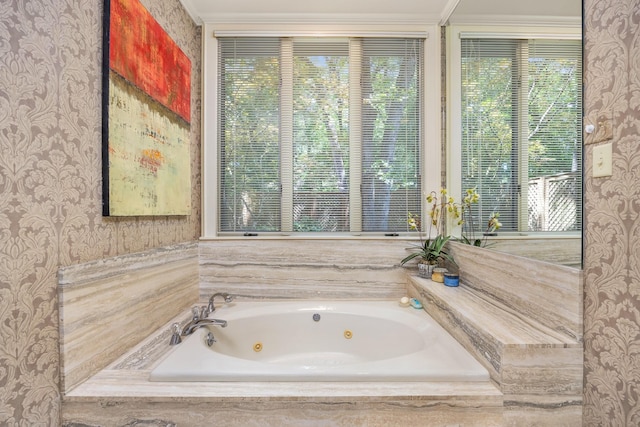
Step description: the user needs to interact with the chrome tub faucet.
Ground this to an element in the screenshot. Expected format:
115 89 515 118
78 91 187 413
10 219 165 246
206 292 234 315
182 318 228 336
172 293 234 342
174 304 229 342
180 306 204 336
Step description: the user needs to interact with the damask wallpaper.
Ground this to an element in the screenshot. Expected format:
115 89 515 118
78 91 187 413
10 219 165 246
583 0 640 425
0 0 201 424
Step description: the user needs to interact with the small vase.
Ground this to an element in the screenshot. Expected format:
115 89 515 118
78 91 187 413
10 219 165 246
418 262 436 278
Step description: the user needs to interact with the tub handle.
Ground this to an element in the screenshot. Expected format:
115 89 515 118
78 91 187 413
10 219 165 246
205 332 216 347
169 323 182 346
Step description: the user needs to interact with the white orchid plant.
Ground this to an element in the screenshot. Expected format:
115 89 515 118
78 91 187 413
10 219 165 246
401 188 501 267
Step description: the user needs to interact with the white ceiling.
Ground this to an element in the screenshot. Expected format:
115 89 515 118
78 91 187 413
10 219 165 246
179 0 581 26
450 0 581 25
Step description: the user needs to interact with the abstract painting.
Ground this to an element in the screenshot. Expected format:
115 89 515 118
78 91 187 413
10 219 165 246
102 0 191 216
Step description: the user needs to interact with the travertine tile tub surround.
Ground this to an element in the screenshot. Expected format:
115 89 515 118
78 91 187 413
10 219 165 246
63 305 504 427
58 242 199 393
58 238 413 395
407 242 583 426
61 239 507 426
489 235 581 268
59 239 583 425
448 242 582 341
199 239 413 300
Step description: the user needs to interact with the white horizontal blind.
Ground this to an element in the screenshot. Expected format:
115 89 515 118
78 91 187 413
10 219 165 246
526 40 582 232
218 38 281 232
218 37 424 234
291 39 350 232
460 38 582 233
360 38 423 231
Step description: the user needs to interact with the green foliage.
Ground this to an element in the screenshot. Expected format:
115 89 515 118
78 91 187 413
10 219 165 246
461 39 582 232
293 54 349 195
220 38 423 232
221 55 281 231
401 234 455 266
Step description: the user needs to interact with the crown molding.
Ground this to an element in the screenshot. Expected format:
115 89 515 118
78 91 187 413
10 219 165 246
439 0 461 26
196 12 440 26
448 14 581 28
179 0 580 29
178 0 202 25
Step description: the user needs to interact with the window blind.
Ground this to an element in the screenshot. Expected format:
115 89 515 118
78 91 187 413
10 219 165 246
360 38 423 231
460 38 582 233
218 38 281 232
291 39 350 232
218 37 424 234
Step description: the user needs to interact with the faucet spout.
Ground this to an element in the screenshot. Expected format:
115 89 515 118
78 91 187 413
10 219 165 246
206 292 234 315
182 318 228 336
180 306 202 336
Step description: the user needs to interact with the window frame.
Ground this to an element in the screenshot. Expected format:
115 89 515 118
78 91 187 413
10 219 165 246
446 25 583 238
202 25 442 239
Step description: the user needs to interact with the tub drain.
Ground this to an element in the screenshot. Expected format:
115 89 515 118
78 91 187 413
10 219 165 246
253 342 263 352
344 330 353 339
312 313 321 322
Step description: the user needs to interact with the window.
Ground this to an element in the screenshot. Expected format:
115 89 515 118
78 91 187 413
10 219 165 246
459 37 582 233
218 37 424 234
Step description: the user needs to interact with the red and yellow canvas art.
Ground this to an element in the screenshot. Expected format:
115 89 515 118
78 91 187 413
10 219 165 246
103 0 191 216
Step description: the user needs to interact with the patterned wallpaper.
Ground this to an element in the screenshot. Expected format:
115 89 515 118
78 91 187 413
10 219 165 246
0 0 201 424
583 0 640 425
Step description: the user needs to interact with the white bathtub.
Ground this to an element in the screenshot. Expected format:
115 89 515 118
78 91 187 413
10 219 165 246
149 300 489 382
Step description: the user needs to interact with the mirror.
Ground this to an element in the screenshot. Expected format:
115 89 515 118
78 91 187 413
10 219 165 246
447 0 583 269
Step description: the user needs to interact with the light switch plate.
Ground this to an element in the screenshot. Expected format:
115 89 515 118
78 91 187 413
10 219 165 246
593 143 613 178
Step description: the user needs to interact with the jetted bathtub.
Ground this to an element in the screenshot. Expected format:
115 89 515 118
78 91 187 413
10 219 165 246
149 300 489 382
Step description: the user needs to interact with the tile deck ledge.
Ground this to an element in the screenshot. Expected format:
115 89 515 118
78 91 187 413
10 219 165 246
407 273 583 422
408 275 581 348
